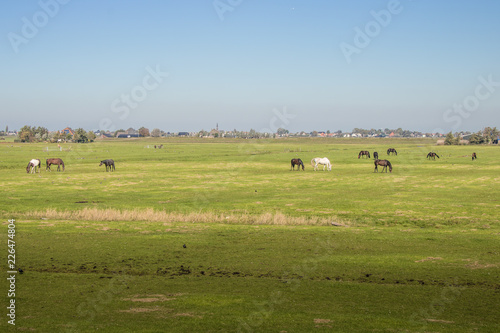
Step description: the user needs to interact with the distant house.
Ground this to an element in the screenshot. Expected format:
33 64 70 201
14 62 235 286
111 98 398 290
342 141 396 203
178 132 190 137
117 133 140 138
61 127 74 136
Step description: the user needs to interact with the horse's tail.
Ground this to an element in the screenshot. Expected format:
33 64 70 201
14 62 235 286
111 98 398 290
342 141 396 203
387 160 392 171
311 159 315 167
61 160 65 171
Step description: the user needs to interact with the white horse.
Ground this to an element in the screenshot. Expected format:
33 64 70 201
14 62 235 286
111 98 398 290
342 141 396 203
26 159 41 173
311 157 331 171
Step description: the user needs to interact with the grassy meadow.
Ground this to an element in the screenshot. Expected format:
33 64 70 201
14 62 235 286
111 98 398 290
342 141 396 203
1 137 499 332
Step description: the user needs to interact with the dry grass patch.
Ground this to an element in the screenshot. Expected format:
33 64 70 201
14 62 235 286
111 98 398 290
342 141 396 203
24 207 351 226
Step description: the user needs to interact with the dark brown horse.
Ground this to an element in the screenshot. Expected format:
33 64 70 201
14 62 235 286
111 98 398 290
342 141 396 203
290 158 304 171
99 159 115 172
373 152 379 160
426 152 439 160
374 159 392 173
46 158 65 171
387 148 397 155
358 150 370 159
472 152 477 160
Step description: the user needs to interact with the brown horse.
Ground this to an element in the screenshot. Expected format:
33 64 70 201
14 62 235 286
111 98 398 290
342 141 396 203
374 159 392 173
387 148 397 155
426 152 439 160
472 152 477 160
46 158 65 171
290 158 304 171
358 150 370 159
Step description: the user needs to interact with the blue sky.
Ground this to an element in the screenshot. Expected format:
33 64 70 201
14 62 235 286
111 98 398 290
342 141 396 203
1 0 499 133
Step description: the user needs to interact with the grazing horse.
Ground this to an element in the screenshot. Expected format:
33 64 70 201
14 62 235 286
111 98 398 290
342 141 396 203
26 159 41 173
358 150 370 159
99 159 115 172
46 158 65 171
426 152 439 160
374 159 392 173
290 158 304 171
387 148 397 155
311 157 332 171
472 152 477 160
373 152 379 160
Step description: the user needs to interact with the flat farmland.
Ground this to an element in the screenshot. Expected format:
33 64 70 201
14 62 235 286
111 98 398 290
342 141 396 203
0 138 499 332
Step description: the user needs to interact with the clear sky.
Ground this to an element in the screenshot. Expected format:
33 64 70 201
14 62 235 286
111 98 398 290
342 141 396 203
1 0 499 133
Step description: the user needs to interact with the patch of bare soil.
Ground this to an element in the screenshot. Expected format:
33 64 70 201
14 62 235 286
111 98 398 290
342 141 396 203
119 307 160 313
465 261 497 269
123 294 181 302
415 257 443 263
314 318 333 328
425 319 454 324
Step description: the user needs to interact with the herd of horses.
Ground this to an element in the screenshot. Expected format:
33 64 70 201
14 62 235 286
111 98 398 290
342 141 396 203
27 147 478 175
26 158 115 173
290 148 477 174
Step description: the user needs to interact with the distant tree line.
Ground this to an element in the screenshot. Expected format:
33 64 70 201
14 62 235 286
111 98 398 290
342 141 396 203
445 127 499 145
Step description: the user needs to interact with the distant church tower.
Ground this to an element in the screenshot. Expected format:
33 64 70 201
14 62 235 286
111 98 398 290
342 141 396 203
216 123 219 132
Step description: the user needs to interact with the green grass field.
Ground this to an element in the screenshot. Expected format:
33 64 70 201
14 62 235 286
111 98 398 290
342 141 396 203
1 138 499 332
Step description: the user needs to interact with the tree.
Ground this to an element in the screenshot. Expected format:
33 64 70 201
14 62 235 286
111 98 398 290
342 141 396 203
18 125 35 142
469 132 485 145
444 132 455 145
114 129 124 137
87 131 96 142
35 126 49 139
483 127 499 143
151 128 161 137
73 128 88 143
139 127 150 137
277 128 289 136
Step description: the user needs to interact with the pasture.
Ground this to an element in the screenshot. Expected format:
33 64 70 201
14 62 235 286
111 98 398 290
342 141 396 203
1 137 499 332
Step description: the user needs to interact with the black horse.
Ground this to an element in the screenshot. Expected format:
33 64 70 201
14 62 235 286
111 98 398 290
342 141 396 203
472 152 477 160
290 158 304 171
387 148 397 155
358 151 370 159
426 152 439 160
374 159 392 173
373 152 379 160
99 159 115 172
